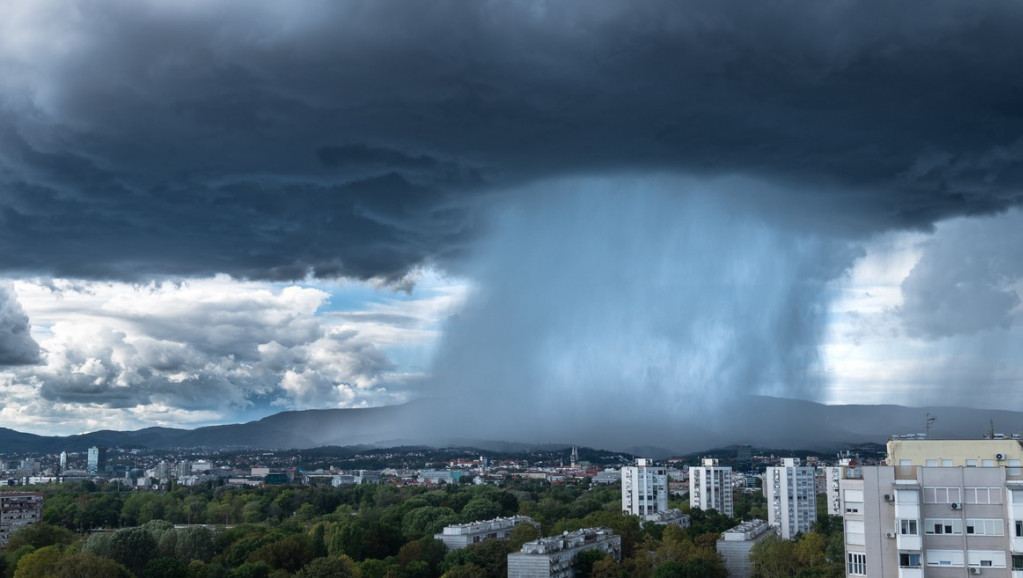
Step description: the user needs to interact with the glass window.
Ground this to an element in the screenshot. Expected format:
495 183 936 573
847 553 866 575
900 519 918 535
899 553 921 568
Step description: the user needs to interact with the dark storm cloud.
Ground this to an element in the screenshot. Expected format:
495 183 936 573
0 283 40 365
2 0 1023 283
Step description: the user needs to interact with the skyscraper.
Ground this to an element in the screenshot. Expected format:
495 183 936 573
87 446 106 476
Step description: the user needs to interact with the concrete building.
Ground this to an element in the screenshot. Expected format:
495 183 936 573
59 451 67 472
593 469 621 484
690 458 734 517
826 459 854 517
647 508 691 528
622 458 669 518
508 527 621 578
434 515 538 550
766 458 817 539
716 519 776 578
840 436 1023 577
86 446 106 476
0 493 43 546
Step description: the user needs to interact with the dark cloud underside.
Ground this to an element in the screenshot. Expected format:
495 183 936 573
1 0 1022 281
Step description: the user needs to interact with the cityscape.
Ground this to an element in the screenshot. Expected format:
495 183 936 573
2 0 1023 577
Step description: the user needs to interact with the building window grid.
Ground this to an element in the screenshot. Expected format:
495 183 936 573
847 553 866 575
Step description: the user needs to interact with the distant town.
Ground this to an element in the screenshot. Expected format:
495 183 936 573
1 433 1020 577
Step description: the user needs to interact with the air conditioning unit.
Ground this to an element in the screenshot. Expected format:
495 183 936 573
950 502 961 510
883 494 893 502
970 567 982 575
996 453 1006 461
885 531 896 539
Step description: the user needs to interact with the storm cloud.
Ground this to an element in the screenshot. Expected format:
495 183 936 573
1 0 1022 284
1 0 1023 435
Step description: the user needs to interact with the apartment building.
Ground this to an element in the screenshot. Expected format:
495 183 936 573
622 458 668 518
690 458 734 517
717 519 777 578
766 457 817 539
434 515 538 550
507 527 621 578
840 436 1023 577
0 492 43 546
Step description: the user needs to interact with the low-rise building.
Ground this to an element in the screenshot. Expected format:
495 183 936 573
508 527 621 578
646 508 691 528
716 519 776 578
434 515 538 550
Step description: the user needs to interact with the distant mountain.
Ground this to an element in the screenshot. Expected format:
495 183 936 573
2 396 1021 455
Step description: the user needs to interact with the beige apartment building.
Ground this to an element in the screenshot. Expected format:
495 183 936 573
840 436 1023 577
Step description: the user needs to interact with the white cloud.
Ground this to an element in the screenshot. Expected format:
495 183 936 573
1 271 467 435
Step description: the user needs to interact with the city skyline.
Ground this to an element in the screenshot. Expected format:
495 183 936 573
1 1 1022 437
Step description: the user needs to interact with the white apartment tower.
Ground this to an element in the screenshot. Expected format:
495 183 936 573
622 458 669 518
841 436 1023 577
766 457 817 539
689 458 734 517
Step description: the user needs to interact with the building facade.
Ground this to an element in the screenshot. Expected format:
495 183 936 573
507 527 621 578
622 458 669 518
0 493 43 546
841 437 1023 577
766 457 817 539
87 446 107 476
717 519 776 578
690 458 734 517
434 515 538 550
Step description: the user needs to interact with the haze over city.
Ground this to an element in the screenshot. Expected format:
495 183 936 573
1 0 1022 446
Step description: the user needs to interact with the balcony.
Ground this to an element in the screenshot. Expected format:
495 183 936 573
897 534 922 550
899 568 923 578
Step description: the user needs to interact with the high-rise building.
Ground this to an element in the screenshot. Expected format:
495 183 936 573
0 493 43 546
766 457 817 539
59 451 67 472
622 458 669 518
690 458 734 517
87 446 107 476
840 436 1023 577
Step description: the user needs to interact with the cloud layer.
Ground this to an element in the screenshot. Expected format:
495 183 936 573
1 0 1023 285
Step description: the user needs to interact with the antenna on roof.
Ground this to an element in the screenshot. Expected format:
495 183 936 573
987 419 996 440
926 413 936 438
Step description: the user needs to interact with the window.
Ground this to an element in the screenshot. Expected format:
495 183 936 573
847 553 866 575
964 487 1003 504
941 459 953 467
845 520 865 546
965 519 1004 536
923 487 961 504
925 459 938 467
900 519 918 535
966 459 978 467
899 553 921 568
925 518 963 535
1012 555 1023 570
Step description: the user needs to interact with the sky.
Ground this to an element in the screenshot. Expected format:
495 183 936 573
1 0 1023 439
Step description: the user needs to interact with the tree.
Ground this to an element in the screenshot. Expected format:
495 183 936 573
3 523 75 551
108 526 159 577
176 525 216 563
145 556 189 578
590 557 622 578
574 550 608 578
458 498 501 524
55 551 131 578
441 563 486 578
12 545 63 578
750 534 800 578
294 556 361 578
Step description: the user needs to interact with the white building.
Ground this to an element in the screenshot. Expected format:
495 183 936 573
825 459 854 517
507 527 621 578
766 457 817 539
434 515 538 550
689 458 733 517
841 436 1023 577
716 519 776 578
622 458 669 518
